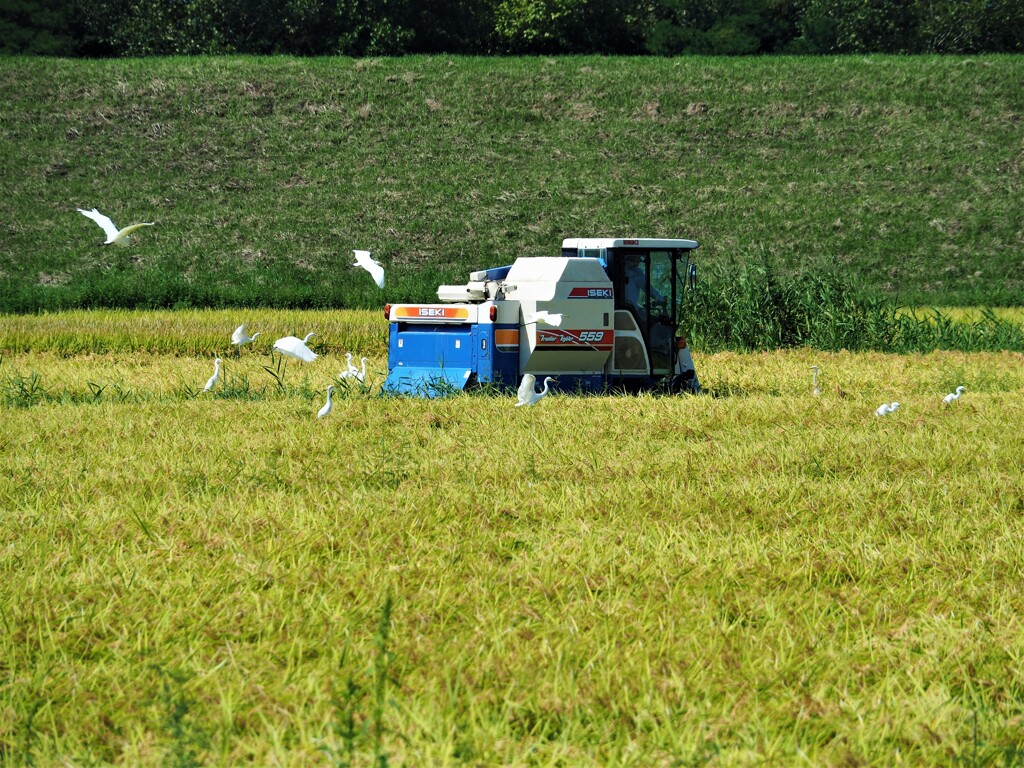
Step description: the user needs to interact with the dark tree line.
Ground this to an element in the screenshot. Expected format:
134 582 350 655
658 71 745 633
3 0 1023 56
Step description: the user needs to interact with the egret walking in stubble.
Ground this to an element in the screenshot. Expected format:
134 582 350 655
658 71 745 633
943 386 965 404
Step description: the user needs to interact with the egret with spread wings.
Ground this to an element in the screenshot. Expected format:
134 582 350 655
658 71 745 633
77 208 154 246
516 374 556 407
352 249 385 289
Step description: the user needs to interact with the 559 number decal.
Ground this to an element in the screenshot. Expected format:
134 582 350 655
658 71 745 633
537 329 613 350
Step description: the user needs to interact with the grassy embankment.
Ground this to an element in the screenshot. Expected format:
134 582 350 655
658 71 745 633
1 55 1022 312
3 310 1024 765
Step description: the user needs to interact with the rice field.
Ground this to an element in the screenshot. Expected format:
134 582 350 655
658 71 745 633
0 308 386 358
3 310 1024 766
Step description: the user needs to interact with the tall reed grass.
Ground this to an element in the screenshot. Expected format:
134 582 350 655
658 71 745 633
686 263 1024 353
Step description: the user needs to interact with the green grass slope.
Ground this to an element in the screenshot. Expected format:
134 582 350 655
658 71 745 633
1 54 1022 311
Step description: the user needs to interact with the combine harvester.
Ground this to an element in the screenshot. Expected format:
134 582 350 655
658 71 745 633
382 237 701 397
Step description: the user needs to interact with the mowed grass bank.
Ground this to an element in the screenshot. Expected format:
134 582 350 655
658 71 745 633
3 316 1024 764
1 54 1023 312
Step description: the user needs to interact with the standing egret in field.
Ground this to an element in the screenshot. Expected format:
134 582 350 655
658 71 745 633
352 249 385 289
203 358 222 392
231 324 260 347
339 352 356 379
875 401 900 417
943 386 965 404
810 365 822 397
77 208 154 246
339 354 367 383
273 332 317 362
317 385 334 419
353 356 367 383
526 310 564 327
516 374 556 407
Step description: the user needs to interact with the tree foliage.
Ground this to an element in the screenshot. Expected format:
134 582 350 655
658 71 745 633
0 0 80 54
493 0 646 53
646 0 802 55
1 0 1021 56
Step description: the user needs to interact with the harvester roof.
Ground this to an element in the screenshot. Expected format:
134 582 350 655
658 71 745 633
561 237 699 250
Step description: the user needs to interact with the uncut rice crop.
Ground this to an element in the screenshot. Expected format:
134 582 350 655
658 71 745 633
0 308 387 357
3 313 1024 766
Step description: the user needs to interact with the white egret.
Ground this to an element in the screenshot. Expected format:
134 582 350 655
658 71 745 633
943 386 965 404
353 356 367 383
526 310 564 327
317 385 334 419
516 374 556 407
231 324 260 347
338 352 356 379
875 401 900 417
77 208 154 246
352 249 385 289
203 358 222 392
273 332 317 362
810 365 822 397
339 354 367 383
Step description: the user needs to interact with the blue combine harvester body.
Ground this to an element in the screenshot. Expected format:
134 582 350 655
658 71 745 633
382 238 701 397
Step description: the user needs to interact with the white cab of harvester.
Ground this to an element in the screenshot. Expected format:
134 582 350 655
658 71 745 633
502 256 613 374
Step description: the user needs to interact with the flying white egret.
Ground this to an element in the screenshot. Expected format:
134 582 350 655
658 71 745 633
810 365 822 397
317 385 334 419
231 324 260 347
203 358 222 392
875 401 900 417
273 332 317 362
943 386 965 404
526 310 564 327
516 374 556 407
77 208 154 246
352 249 385 289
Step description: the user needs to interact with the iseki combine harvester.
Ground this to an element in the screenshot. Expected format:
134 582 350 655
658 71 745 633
382 238 701 397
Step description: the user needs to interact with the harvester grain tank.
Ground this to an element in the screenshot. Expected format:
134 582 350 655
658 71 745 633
383 237 700 397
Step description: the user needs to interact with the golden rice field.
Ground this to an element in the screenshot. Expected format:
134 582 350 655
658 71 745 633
2 310 1024 766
